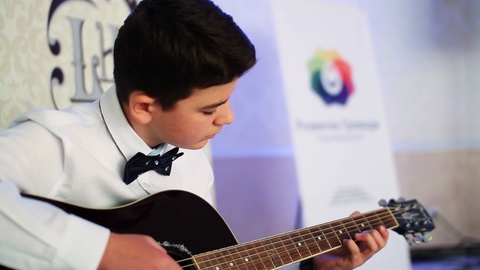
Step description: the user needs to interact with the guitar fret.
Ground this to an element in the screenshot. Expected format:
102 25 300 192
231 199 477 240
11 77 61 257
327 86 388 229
307 227 325 254
226 247 248 269
366 211 383 228
221 249 237 269
251 252 267 269
314 224 333 250
282 233 302 263
362 212 374 229
353 213 371 231
196 251 222 269
384 210 399 227
320 226 332 250
195 256 210 269
329 222 344 247
302 228 322 257
351 215 363 233
263 238 285 268
216 249 233 270
320 223 341 248
242 240 275 269
235 244 254 269
372 216 382 227
330 221 351 242
383 209 400 228
239 242 265 269
373 212 384 228
294 230 313 258
256 241 277 269
343 218 358 239
196 245 253 270
232 242 254 269
275 234 295 264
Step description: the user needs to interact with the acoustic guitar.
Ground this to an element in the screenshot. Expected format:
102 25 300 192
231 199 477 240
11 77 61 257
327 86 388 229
7 191 435 269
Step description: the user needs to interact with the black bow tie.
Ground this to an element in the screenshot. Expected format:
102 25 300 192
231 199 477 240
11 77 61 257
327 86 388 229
123 147 184 185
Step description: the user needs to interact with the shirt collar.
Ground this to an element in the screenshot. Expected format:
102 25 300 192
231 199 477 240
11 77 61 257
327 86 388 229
100 85 168 160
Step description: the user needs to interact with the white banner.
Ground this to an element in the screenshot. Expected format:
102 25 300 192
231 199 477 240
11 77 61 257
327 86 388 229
271 0 410 269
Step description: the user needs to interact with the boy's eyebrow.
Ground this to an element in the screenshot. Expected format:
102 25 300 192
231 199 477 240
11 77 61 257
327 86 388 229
200 99 229 110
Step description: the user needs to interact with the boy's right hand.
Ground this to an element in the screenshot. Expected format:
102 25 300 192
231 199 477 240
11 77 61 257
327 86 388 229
98 233 182 270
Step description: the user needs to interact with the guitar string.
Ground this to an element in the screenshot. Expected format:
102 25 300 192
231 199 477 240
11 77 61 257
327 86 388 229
175 212 389 270
180 206 426 269
181 206 430 269
176 209 401 269
176 217 410 269
175 206 423 269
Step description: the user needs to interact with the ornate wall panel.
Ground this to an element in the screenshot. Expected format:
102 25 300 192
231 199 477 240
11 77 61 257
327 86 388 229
0 0 135 128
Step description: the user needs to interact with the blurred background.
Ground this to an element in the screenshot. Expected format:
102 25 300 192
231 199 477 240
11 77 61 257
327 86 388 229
1 0 479 269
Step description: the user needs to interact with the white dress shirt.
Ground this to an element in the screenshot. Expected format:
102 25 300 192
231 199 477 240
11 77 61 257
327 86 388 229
0 86 215 269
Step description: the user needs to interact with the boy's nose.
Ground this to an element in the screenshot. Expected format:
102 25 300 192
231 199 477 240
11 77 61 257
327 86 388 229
214 101 234 126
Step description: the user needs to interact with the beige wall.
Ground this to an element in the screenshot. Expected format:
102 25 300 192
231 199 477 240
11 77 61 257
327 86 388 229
395 150 480 248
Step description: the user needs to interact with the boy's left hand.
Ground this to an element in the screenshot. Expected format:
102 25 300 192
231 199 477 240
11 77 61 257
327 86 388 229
312 211 389 270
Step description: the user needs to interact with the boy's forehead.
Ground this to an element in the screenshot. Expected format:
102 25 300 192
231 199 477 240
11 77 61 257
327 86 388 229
186 79 238 103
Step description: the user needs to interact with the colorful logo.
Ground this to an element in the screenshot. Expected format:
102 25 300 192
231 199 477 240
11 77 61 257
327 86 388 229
308 50 354 105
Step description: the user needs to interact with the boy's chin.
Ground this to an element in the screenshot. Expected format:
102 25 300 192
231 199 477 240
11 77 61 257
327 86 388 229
180 139 210 150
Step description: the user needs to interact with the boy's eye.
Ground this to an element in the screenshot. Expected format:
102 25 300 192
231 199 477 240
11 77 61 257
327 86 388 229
203 110 215 115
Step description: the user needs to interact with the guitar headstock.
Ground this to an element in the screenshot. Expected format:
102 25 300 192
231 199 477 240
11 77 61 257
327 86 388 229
379 198 436 245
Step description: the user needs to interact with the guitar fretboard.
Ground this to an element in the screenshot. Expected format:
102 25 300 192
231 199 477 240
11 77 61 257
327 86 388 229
192 208 398 270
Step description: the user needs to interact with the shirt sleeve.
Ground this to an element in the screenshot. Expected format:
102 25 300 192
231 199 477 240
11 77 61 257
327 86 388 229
0 118 64 195
0 181 110 269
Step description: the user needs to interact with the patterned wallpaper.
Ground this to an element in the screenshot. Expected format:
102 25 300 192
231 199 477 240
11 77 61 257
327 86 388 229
0 0 134 129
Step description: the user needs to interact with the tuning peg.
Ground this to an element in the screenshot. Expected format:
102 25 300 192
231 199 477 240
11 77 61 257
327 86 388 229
421 233 433 243
413 233 424 243
413 232 433 243
378 199 387 207
404 234 414 246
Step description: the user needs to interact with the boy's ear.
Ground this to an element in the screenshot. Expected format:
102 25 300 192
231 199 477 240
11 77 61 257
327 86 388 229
127 91 158 125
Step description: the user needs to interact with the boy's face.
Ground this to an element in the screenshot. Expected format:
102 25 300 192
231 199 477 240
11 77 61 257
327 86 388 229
147 79 238 149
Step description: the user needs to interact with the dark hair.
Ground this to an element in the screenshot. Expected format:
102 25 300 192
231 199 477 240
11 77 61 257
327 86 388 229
113 0 257 110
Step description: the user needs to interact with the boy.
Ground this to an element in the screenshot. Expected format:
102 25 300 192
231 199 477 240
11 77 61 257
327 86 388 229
0 0 388 269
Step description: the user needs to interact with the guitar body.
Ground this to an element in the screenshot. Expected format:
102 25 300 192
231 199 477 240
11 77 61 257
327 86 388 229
24 191 238 262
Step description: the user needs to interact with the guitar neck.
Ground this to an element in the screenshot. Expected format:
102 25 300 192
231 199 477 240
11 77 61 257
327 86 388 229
192 208 398 270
